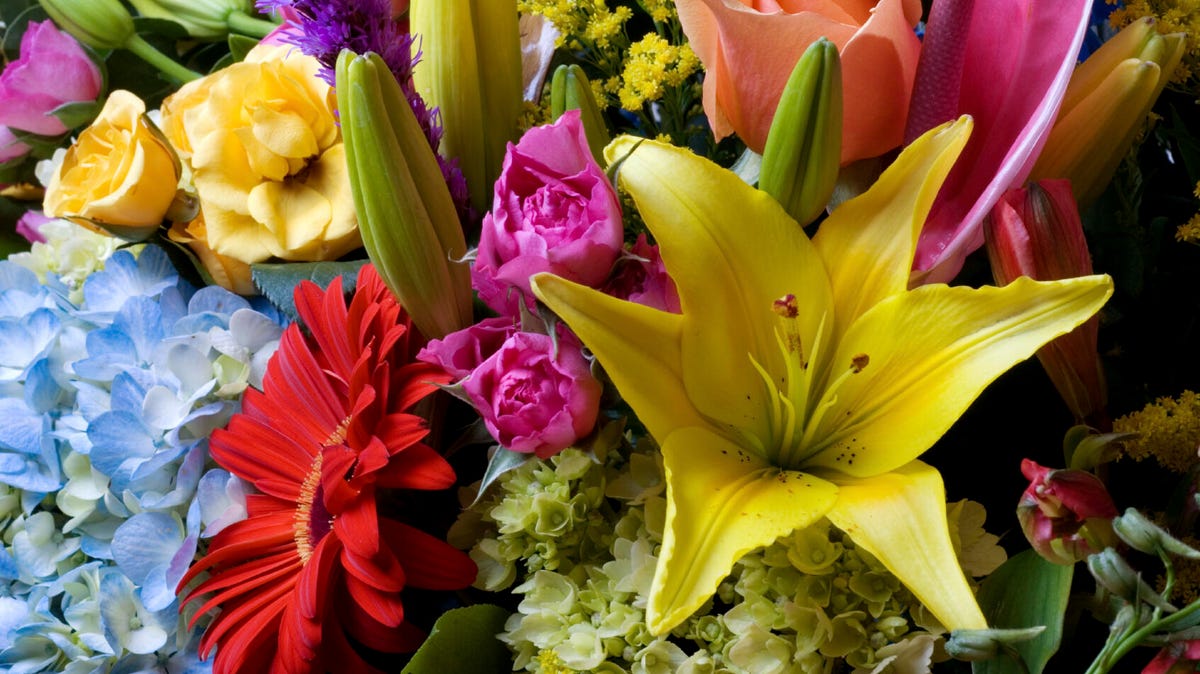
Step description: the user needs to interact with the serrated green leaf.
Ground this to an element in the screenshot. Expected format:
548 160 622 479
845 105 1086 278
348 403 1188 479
251 260 369 319
474 446 533 506
227 33 257 63
974 550 1074 674
49 100 100 129
401 605 511 674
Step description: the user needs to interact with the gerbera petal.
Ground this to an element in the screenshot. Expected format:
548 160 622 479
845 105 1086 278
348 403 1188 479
648 425 839 635
344 568 405 627
812 116 970 338
825 460 987 630
596 136 834 441
805 275 1113 477
374 442 456 490
381 519 477 590
532 273 698 442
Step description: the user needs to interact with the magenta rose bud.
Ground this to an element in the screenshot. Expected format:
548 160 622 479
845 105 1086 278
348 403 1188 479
1017 458 1119 565
472 109 624 316
603 234 682 313
416 316 518 380
0 21 103 139
462 330 602 458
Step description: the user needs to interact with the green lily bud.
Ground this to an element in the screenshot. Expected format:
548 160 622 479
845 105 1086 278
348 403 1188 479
1112 507 1200 560
411 0 523 212
1087 547 1177 612
550 64 611 164
336 50 473 339
128 0 277 39
944 627 1045 661
38 0 135 50
759 37 842 227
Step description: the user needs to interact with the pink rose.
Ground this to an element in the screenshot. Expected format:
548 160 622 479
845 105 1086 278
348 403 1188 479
472 109 624 316
0 126 30 164
0 21 102 139
461 330 601 458
416 316 518 380
603 234 682 313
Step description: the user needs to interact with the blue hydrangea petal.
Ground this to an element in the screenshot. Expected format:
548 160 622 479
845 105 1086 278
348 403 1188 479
88 412 155 479
111 512 183 588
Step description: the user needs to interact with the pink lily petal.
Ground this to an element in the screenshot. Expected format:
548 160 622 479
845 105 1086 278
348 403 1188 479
907 0 1091 284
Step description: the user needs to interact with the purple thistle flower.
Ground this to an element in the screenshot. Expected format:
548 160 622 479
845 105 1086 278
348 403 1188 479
258 0 473 223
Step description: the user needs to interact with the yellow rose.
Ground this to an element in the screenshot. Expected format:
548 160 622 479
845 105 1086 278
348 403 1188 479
168 215 256 295
160 44 360 264
44 89 180 238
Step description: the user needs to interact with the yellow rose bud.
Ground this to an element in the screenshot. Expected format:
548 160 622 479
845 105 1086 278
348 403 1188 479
44 89 180 240
160 44 360 265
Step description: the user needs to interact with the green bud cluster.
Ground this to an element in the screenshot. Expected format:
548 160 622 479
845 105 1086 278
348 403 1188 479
460 429 1003 673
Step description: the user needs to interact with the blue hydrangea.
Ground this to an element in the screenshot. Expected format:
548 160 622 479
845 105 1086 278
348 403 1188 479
0 246 283 672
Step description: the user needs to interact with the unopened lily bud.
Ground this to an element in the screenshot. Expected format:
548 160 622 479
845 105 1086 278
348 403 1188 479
128 0 276 39
759 37 842 227
945 627 1045 661
1017 458 1118 564
411 0 523 212
1087 547 1177 612
1031 18 1185 207
38 0 135 50
336 50 472 339
985 181 1106 426
550 64 611 164
1113 508 1200 560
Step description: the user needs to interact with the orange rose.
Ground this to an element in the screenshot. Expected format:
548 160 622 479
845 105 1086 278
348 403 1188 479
677 0 922 163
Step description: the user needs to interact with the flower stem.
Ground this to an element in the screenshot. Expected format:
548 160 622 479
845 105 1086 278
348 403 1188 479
227 11 278 39
124 35 201 83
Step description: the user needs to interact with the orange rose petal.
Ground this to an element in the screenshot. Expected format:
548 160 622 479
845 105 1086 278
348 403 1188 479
840 0 921 163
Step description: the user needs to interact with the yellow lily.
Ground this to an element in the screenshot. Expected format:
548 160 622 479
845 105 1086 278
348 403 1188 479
531 117 1113 636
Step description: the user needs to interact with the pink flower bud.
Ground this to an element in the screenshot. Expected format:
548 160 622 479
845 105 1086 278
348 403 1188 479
15 211 53 244
472 110 624 316
0 21 103 139
603 234 682 313
985 180 1107 427
1144 639 1200 674
416 317 518 381
1017 458 1118 565
461 330 601 458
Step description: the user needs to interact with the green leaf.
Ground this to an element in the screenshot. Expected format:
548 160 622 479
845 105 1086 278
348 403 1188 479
227 33 258 63
251 260 369 319
974 550 1074 674
132 16 190 41
474 445 534 506
49 100 100 130
401 605 511 674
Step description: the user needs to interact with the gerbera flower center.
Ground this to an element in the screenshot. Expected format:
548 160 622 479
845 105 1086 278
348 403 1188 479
294 452 327 564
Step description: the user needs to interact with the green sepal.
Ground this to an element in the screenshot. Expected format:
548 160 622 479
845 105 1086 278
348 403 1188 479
250 259 368 319
550 64 610 164
474 445 535 506
227 33 258 63
759 37 842 226
973 549 1073 674
401 605 512 674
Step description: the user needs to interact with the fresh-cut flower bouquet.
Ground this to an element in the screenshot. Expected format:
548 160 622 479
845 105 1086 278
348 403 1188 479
0 0 1198 672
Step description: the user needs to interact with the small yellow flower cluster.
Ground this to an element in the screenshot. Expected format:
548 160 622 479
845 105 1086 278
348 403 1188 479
1109 0 1200 87
1175 182 1200 243
1114 390 1200 472
617 34 701 112
518 0 631 53
534 649 577 674
637 0 677 23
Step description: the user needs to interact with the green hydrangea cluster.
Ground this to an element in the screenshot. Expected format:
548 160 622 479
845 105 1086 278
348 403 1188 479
460 426 1003 673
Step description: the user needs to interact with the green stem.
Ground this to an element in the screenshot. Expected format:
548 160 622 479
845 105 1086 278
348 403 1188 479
124 35 201 83
227 11 278 39
1086 600 1200 674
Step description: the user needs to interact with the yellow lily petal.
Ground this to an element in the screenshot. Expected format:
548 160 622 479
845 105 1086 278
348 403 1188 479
825 460 987 630
648 425 839 635
812 117 971 338
603 136 834 441
805 274 1114 477
531 273 702 441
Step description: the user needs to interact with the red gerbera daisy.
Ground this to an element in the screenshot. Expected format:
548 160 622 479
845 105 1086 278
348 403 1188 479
180 266 476 674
